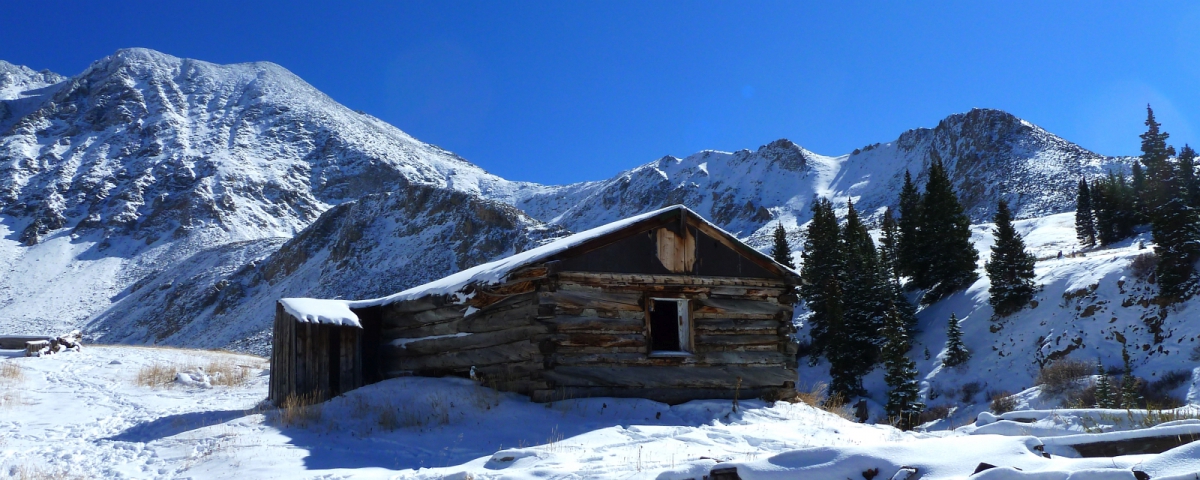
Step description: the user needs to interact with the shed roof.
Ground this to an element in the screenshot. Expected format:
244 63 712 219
280 204 798 326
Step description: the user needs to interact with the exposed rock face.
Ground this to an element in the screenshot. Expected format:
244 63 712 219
87 184 565 352
520 108 1128 249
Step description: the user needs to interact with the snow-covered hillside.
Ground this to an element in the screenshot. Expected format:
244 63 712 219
0 48 536 335
87 184 565 353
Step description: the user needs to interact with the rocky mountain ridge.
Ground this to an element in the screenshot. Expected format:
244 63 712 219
0 49 1134 349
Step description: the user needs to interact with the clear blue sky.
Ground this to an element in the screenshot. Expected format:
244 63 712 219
3 2 1199 184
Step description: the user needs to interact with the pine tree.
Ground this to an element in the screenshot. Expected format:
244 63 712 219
896 170 923 280
1152 189 1200 301
942 313 970 367
1131 160 1148 222
1178 144 1200 208
835 199 890 394
882 303 923 430
986 200 1038 316
770 222 795 269
1140 105 1175 214
1076 178 1097 247
1094 361 1117 408
879 207 901 282
799 197 843 363
1120 345 1142 409
916 158 979 301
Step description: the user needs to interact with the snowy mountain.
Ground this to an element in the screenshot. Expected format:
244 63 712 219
87 184 564 353
0 48 533 335
518 109 1131 248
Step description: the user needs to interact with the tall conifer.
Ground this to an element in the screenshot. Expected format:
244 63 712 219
1076 178 1097 247
986 200 1038 316
1178 144 1200 208
1140 105 1174 214
799 197 843 363
882 303 923 430
915 158 979 301
880 207 901 282
836 199 890 394
896 170 922 280
770 222 795 269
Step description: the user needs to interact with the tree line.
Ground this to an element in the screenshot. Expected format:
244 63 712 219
1075 106 1200 301
776 154 1039 429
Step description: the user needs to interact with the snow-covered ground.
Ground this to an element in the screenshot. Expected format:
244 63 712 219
2 345 1199 479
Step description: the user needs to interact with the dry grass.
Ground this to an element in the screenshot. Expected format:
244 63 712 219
989 391 1017 414
135 358 252 388
794 382 852 420
5 464 90 480
0 362 22 381
274 393 323 428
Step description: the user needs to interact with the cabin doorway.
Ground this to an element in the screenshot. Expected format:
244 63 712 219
649 298 690 353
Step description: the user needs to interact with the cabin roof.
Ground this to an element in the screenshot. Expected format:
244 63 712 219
280 205 798 325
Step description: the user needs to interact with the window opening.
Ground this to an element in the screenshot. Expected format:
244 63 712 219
649 298 690 353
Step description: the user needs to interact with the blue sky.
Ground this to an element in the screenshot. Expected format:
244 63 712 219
3 2 1199 184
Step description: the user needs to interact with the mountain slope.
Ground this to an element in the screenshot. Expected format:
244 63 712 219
0 49 533 334
87 183 565 353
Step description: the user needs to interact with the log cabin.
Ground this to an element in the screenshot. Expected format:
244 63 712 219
268 205 801 406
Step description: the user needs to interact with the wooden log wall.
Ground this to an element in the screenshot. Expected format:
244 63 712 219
378 291 548 395
533 271 799 404
268 303 364 406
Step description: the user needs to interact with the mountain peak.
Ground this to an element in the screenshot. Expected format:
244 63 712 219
754 138 808 171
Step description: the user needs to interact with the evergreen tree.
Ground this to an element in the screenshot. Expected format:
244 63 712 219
1094 361 1117 408
836 199 891 393
1139 105 1175 214
985 200 1038 316
1152 189 1200 301
915 158 979 301
1120 345 1142 409
1131 160 1148 221
882 303 923 430
770 222 795 269
879 207 901 282
942 313 970 367
1075 178 1097 247
1178 144 1200 208
896 170 923 280
799 197 843 363
1092 178 1118 246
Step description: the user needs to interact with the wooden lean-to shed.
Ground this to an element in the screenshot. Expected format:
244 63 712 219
269 205 801 406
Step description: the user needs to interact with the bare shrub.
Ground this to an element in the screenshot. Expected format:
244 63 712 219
960 381 983 403
917 404 952 424
204 358 249 387
794 382 852 420
1129 252 1158 279
1036 358 1093 395
1190 343 1200 362
1142 370 1190 408
989 391 1017 414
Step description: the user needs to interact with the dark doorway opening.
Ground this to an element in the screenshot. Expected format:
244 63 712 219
328 327 341 395
650 299 681 351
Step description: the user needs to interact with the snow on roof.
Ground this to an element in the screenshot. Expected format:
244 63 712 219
280 204 790 324
279 297 361 328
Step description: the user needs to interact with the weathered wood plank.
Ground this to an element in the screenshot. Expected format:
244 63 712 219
548 351 789 367
693 298 789 316
694 334 780 346
384 325 548 356
382 341 541 372
549 345 649 354
545 333 647 349
381 305 467 329
547 315 645 333
460 304 538 333
693 318 780 334
544 365 795 389
539 290 643 312
556 272 788 288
